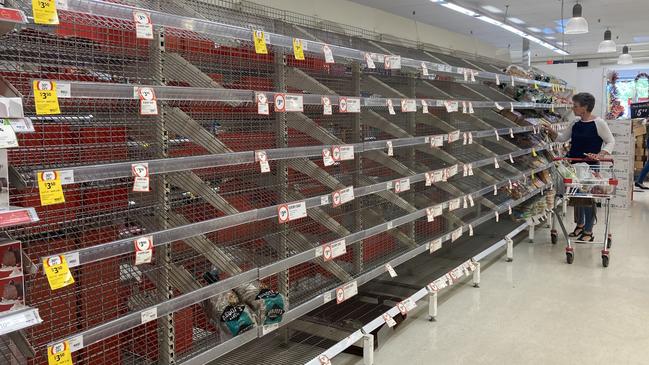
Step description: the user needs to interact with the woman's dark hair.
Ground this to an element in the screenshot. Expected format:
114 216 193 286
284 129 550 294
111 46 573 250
572 93 596 112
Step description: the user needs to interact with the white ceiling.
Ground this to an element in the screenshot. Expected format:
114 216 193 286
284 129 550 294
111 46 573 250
347 0 649 60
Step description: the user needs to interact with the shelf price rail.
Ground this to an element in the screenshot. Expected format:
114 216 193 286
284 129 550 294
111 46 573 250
41 80 571 108
43 0 569 90
45 162 555 359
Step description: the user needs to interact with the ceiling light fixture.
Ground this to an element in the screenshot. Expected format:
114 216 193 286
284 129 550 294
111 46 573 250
565 3 588 34
527 27 542 33
618 45 633 65
507 17 525 25
481 5 503 13
598 30 617 53
439 2 479 16
431 1 569 55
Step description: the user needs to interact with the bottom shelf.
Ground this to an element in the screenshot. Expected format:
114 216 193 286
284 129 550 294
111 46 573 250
201 218 534 365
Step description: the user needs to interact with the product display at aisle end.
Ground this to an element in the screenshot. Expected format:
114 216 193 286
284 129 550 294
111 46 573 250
0 0 573 364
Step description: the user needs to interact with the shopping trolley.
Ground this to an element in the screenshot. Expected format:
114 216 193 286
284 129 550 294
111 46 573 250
550 157 618 267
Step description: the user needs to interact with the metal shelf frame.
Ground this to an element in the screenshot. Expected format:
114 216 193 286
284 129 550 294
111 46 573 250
45 161 554 356
55 0 569 90
44 142 562 268
180 184 550 365
5 2 573 362
304 189 547 365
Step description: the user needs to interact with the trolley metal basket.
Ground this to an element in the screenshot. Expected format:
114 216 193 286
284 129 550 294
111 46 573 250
550 157 618 267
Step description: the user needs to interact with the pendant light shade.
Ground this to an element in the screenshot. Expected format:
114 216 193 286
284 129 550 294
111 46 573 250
565 4 589 34
618 46 633 65
597 30 617 53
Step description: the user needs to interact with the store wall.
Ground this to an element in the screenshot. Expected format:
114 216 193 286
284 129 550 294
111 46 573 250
236 0 506 60
536 63 607 117
537 62 649 118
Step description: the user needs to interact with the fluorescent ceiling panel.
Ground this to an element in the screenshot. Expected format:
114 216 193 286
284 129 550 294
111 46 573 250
433 1 568 55
481 5 503 13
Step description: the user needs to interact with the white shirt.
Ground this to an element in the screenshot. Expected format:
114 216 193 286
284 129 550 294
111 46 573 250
555 117 615 154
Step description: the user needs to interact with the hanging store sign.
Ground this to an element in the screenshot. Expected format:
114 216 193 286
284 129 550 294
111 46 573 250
256 92 269 115
43 255 74 290
255 150 270 173
131 163 150 192
33 80 60 115
133 11 153 39
137 87 158 115
384 55 401 70
38 171 65 206
332 186 354 207
134 236 154 265
401 99 417 113
274 93 286 112
321 96 332 115
292 38 305 60
253 30 268 54
331 145 354 161
277 201 307 224
32 0 59 25
322 44 335 63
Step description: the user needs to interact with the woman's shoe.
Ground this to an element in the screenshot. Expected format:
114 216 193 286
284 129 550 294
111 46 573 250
635 182 649 190
577 232 595 242
568 225 584 237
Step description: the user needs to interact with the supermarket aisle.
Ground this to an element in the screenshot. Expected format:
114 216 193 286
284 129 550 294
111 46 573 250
341 193 649 365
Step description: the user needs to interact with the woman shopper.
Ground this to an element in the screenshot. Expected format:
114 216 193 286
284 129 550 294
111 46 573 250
546 93 615 242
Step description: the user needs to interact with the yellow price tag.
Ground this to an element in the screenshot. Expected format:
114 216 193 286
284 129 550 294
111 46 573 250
43 255 74 290
32 0 59 25
534 82 539 90
33 80 61 115
293 38 305 60
253 30 268 55
38 171 65 206
531 148 537 157
48 341 73 365
551 103 555 112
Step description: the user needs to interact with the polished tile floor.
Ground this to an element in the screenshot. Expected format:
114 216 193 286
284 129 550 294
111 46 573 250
339 192 649 365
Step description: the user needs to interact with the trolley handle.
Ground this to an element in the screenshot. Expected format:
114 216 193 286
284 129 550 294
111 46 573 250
552 157 615 163
563 178 619 186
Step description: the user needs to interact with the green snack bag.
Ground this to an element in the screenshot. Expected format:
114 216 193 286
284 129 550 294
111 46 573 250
219 292 255 336
255 288 285 325
220 305 254 336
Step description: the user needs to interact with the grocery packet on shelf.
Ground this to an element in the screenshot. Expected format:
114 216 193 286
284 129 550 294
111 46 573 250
201 270 258 337
235 281 286 325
